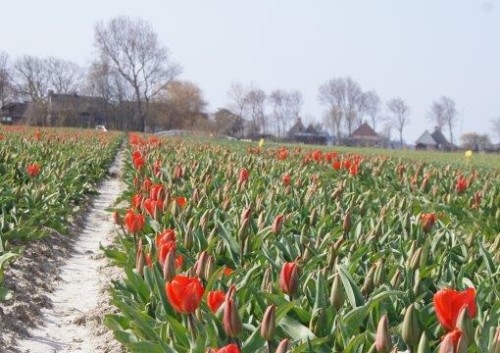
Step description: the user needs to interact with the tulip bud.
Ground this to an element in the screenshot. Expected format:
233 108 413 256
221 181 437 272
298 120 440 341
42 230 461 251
194 251 208 279
257 211 266 230
342 212 352 233
272 214 285 234
135 246 144 276
240 206 252 225
275 338 289 353
260 304 276 341
402 304 421 347
280 262 299 297
409 247 423 271
375 315 392 353
223 298 243 337
113 211 123 226
162 250 176 281
490 326 500 353
183 230 193 250
374 260 386 287
330 273 344 310
262 267 273 292
361 265 376 295
204 255 216 280
390 268 402 288
439 330 462 353
417 332 430 353
309 308 327 336
456 306 473 346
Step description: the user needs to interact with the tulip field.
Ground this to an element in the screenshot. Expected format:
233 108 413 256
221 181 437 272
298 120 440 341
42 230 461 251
106 134 499 353
0 126 121 301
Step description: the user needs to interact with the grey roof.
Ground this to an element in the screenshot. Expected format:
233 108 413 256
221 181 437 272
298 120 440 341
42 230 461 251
415 130 437 145
431 128 452 147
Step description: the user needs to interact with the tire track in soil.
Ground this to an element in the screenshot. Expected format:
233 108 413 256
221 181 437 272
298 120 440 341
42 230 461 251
10 147 127 353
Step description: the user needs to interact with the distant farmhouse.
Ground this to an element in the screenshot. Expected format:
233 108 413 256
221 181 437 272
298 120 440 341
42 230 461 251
347 122 381 147
287 118 331 145
415 127 456 151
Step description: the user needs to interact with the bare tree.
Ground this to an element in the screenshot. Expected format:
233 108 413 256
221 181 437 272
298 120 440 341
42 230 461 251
94 16 181 131
387 97 410 147
318 78 345 141
491 117 500 143
288 90 303 127
460 132 491 151
344 78 365 135
47 57 82 94
0 52 13 106
245 88 267 135
226 82 248 137
13 55 50 102
363 90 381 131
428 96 458 144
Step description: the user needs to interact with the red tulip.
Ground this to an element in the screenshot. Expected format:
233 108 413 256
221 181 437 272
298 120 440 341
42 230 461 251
153 160 162 176
159 241 177 264
214 343 240 353
26 163 41 177
238 168 249 185
207 290 226 313
156 229 176 249
124 209 145 233
142 177 152 192
311 150 322 162
277 148 288 160
132 151 145 170
150 184 165 202
421 213 437 233
455 175 468 193
280 262 299 296
165 275 204 314
332 159 341 170
272 214 285 234
433 288 477 332
175 196 187 208
131 193 144 209
282 174 291 186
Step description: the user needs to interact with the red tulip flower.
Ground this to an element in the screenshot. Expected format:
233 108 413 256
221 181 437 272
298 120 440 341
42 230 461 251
214 343 240 353
439 329 463 353
156 229 176 249
207 290 226 313
455 175 468 193
282 174 291 186
124 209 145 233
433 288 477 332
277 148 288 160
238 168 249 185
280 262 299 296
26 163 41 177
421 213 437 233
332 159 341 170
272 214 285 234
175 196 187 208
165 275 204 314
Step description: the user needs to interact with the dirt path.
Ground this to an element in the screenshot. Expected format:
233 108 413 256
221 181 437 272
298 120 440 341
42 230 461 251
10 148 126 353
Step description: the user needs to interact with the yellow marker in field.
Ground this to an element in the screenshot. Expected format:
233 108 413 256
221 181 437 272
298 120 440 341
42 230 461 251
465 150 472 165
259 138 264 148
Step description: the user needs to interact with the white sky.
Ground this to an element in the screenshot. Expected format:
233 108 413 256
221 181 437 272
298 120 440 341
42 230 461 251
1 0 499 143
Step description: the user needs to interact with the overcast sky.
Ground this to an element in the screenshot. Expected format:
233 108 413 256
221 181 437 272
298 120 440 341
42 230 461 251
1 0 499 143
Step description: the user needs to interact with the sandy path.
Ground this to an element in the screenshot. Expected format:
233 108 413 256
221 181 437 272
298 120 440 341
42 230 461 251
14 148 126 353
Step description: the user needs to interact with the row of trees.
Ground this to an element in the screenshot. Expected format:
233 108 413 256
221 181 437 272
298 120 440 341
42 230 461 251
0 17 207 131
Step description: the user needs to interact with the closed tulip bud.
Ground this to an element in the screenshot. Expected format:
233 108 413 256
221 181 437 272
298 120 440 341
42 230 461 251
192 188 200 203
390 268 402 288
135 247 144 276
342 212 352 233
402 304 421 346
409 247 423 271
280 262 299 297
262 267 273 292
260 304 276 341
374 260 386 287
309 208 317 225
223 298 243 337
309 308 327 336
162 250 176 281
375 315 392 353
204 255 216 280
439 330 463 353
240 207 252 225
361 265 376 295
183 230 193 250
257 211 266 230
330 273 344 310
456 306 474 345
237 219 249 241
275 338 289 353
417 332 430 353
327 245 338 269
490 327 500 353
194 251 208 279
272 214 285 234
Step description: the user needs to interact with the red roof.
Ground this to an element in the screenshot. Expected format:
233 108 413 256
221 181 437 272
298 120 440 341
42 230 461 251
351 122 379 139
